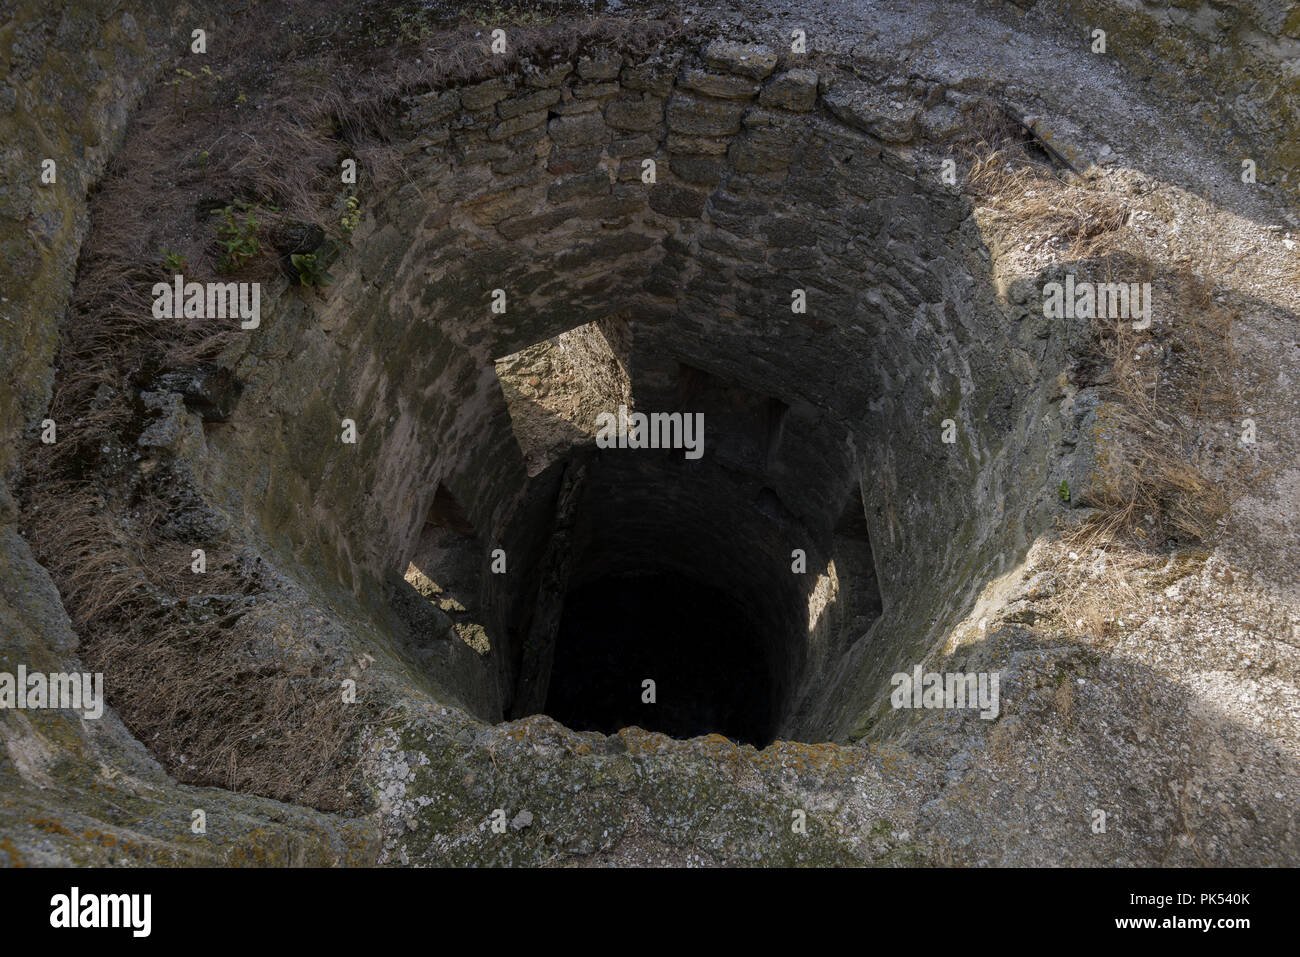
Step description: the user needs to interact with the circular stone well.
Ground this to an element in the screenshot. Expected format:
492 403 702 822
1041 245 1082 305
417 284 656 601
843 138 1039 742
11 0 1300 871
194 34 1067 749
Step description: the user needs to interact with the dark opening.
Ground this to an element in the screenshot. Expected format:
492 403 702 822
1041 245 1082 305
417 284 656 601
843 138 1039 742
675 362 788 472
407 483 482 602
833 485 883 630
491 339 884 748
426 483 475 535
544 571 776 745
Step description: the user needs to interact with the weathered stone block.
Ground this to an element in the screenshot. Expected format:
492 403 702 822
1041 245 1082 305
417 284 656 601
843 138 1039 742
436 168 493 204
469 186 541 226
548 146 602 174
741 106 794 129
666 133 730 156
501 124 550 150
412 127 451 151
492 146 543 175
771 246 824 269
548 112 607 146
450 109 492 133
459 76 515 111
704 191 765 235
649 183 707 218
609 133 658 158
523 61 572 88
605 93 664 131
497 206 578 240
920 104 964 139
703 40 778 80
760 70 819 111
488 108 549 141
551 97 602 116
666 94 748 136
669 155 727 186
574 81 619 100
588 184 648 218
698 229 765 263
729 125 800 173
556 232 655 270
824 88 920 143
760 216 821 247
620 55 681 95
577 54 623 80
548 169 611 203
457 140 506 166
406 90 460 126
678 69 760 100
497 87 561 119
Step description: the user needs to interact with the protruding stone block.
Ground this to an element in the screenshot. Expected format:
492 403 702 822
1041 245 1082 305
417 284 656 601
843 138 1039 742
760 70 819 112
666 94 748 137
548 112 607 146
497 87 561 119
523 61 572 88
678 69 760 100
621 55 681 94
406 90 460 126
606 93 664 131
824 88 920 143
459 76 515 111
703 40 777 80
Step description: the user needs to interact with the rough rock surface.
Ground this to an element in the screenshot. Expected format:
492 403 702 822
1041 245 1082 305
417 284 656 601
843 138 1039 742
2 0 1297 866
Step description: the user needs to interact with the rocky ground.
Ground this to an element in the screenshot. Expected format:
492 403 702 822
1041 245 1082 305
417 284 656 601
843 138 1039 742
2 0 1297 866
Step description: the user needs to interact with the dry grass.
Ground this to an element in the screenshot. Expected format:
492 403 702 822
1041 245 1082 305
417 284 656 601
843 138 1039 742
962 110 1242 546
966 161 1130 259
22 484 367 811
962 108 1131 260
19 0 691 809
1074 260 1239 543
35 0 686 471
1042 529 1169 646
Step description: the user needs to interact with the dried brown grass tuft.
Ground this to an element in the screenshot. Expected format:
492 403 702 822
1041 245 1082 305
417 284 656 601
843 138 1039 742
22 484 367 811
965 153 1130 259
961 111 1242 546
1077 261 1239 542
1038 523 1182 648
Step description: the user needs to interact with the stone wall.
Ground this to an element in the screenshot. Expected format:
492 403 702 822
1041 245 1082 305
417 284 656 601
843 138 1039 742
6 0 1296 867
198 36 1076 742
0 0 379 866
1033 0 1300 205
0 1 194 484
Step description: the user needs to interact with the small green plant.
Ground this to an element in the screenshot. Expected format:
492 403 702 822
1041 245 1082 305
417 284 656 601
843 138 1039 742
159 247 187 273
165 65 224 118
466 2 554 26
395 8 437 41
197 149 209 174
1058 480 1071 503
290 253 334 287
339 196 360 235
214 202 260 273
